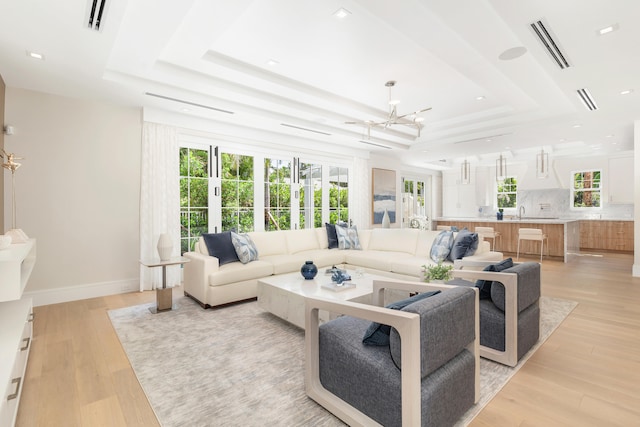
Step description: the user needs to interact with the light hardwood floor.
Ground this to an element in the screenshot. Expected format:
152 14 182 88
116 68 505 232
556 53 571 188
16 252 640 426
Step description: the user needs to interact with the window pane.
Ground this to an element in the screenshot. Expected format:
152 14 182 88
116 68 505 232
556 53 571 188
222 152 255 232
189 179 208 207
180 147 210 254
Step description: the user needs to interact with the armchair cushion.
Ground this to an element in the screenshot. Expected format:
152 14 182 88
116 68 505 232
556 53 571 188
202 231 240 266
475 257 513 299
389 287 476 378
362 290 441 346
491 262 541 312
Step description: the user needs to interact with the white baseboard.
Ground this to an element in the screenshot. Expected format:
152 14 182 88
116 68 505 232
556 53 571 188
24 279 139 307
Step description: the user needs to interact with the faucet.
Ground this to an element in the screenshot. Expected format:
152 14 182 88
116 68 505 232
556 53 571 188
518 205 525 220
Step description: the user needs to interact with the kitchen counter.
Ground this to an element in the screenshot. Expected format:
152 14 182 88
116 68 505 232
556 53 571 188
434 218 580 262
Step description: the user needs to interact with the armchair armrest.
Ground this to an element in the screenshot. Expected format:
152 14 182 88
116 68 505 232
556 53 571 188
450 269 519 366
182 251 220 306
305 297 421 427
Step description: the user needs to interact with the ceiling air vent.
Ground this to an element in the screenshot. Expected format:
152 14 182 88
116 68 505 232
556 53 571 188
359 140 392 149
530 20 570 69
86 0 108 31
576 88 598 111
144 92 235 114
280 123 331 136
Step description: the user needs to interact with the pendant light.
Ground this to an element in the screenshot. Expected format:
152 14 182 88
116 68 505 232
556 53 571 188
496 154 507 182
461 159 471 185
536 149 549 179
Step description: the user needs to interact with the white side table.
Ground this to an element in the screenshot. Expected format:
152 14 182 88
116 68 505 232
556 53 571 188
139 256 190 313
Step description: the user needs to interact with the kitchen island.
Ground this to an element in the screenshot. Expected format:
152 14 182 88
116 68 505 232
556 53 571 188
434 217 580 262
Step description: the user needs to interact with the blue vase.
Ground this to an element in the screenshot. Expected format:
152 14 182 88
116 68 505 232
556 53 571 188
301 261 318 280
497 212 503 221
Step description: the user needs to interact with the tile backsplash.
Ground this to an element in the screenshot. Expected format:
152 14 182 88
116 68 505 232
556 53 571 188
500 189 633 220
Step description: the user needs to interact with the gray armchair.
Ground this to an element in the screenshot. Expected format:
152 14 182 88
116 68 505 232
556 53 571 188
451 261 541 367
305 280 479 427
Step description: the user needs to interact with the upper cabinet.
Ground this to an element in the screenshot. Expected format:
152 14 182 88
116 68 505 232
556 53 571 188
608 157 634 204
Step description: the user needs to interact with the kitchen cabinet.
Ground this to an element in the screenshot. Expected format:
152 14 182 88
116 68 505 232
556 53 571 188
580 220 633 252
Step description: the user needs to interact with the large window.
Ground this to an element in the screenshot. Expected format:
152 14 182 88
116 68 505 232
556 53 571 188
180 147 209 253
329 166 349 223
300 162 322 228
264 158 292 231
221 153 255 232
572 170 601 208
497 177 517 208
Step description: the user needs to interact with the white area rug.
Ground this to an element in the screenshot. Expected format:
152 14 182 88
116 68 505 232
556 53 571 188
109 296 577 426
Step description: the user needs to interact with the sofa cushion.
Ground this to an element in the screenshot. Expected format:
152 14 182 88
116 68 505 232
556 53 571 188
475 258 513 299
429 230 454 263
367 229 420 255
325 223 339 249
284 229 320 254
202 231 240 266
344 250 407 271
335 224 362 250
415 230 442 257
248 230 288 257
208 260 274 287
362 291 441 346
231 232 259 264
448 230 479 261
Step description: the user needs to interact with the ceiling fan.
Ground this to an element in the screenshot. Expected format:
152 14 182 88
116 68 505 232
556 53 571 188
345 80 432 138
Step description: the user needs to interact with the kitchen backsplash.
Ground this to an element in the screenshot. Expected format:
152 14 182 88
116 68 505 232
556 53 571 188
491 189 633 220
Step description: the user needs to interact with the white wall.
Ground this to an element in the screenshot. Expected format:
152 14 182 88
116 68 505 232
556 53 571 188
3 88 142 300
443 153 635 218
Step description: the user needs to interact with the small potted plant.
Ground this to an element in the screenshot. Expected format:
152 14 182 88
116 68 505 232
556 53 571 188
421 262 454 283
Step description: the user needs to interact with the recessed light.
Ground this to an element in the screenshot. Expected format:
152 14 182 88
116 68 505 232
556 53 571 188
597 23 619 36
606 134 614 138
476 96 485 101
333 7 351 19
26 51 44 60
181 108 190 113
620 89 634 95
573 124 582 128
266 59 279 66
486 139 492 142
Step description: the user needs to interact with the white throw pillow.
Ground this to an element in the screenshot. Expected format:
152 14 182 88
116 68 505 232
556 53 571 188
335 224 362 250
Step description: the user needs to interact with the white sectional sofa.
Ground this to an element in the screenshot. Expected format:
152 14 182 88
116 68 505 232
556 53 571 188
183 227 502 308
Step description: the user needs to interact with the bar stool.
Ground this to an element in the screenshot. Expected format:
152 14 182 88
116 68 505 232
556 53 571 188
475 226 501 251
517 228 548 262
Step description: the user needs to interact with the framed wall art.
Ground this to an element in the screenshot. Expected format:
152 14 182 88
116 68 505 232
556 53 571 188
372 168 396 224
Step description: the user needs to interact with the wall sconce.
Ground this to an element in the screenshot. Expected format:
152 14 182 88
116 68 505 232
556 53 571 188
496 154 507 182
460 159 471 185
536 149 549 179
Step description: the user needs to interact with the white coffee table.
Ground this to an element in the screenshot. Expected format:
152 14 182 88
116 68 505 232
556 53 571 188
257 269 392 329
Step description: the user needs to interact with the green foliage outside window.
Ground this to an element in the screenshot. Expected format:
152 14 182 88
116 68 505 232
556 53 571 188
497 177 517 208
264 158 291 231
180 148 209 253
221 153 255 232
572 170 601 208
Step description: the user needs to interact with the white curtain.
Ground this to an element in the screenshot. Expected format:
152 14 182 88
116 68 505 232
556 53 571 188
352 157 370 229
139 122 180 291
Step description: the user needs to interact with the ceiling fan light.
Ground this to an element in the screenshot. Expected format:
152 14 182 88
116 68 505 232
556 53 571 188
414 117 425 123
389 99 401 106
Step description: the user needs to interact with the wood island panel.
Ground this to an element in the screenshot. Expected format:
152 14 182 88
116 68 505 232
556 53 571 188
580 220 633 252
435 220 566 258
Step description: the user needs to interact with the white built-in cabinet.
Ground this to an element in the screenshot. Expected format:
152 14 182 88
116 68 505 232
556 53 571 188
608 157 634 204
0 239 36 426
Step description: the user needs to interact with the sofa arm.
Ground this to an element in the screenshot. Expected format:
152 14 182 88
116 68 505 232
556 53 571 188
183 251 220 305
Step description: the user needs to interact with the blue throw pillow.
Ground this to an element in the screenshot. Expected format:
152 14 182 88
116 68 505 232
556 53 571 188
362 291 441 346
325 223 339 249
202 231 240 266
430 230 454 263
475 258 514 299
335 224 362 250
448 230 479 261
231 232 259 264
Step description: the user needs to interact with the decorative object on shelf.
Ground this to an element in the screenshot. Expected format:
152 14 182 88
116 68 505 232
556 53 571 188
301 260 318 280
496 153 507 182
157 233 173 261
409 215 429 230
381 209 391 228
1 149 29 243
497 208 504 221
0 234 11 250
461 159 471 185
421 262 453 283
331 269 351 285
344 80 432 138
536 148 549 179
